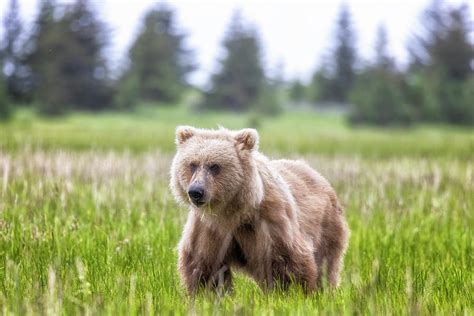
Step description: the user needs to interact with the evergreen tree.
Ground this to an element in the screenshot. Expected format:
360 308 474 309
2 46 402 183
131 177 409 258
0 76 12 120
25 0 112 115
310 61 334 103
203 12 265 111
374 24 394 70
288 79 306 103
311 4 357 104
350 25 414 125
409 0 473 80
62 0 112 110
1 0 24 100
24 0 61 114
332 4 357 103
408 0 474 124
119 5 194 107
408 0 444 70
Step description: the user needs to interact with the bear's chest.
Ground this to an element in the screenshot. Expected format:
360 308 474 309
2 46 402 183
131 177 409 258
230 221 273 266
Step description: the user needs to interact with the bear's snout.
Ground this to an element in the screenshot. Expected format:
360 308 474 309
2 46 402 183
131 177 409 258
188 185 205 206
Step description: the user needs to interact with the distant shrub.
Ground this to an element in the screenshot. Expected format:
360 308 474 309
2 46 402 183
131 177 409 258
247 111 261 129
459 78 474 125
418 76 444 122
0 80 12 121
252 85 283 117
433 78 474 125
115 75 140 110
288 79 307 103
349 70 415 126
409 74 474 125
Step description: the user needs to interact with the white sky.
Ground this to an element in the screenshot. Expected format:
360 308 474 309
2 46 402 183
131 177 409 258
0 0 471 86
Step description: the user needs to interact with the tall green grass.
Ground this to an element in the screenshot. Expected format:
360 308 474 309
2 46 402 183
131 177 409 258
0 109 472 314
1 107 473 159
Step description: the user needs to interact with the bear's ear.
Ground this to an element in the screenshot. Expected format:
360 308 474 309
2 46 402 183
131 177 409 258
176 125 196 145
235 128 259 151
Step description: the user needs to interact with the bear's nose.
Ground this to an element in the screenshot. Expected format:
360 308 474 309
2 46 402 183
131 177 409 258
188 186 205 204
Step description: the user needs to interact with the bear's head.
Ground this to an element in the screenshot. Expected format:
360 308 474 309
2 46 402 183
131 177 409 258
170 126 263 215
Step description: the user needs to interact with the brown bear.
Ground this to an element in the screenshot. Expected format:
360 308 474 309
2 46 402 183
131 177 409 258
170 126 349 294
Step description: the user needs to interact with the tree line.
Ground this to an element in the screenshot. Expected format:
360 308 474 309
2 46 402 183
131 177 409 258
0 0 473 125
292 1 473 126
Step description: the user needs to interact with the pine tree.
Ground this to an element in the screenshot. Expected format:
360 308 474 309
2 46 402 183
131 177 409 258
310 60 334 103
332 4 357 103
289 79 306 103
24 0 62 114
120 5 194 106
374 24 394 70
25 0 112 115
408 0 474 124
0 76 12 120
203 12 265 111
60 0 112 110
409 0 473 80
1 0 24 100
349 24 414 125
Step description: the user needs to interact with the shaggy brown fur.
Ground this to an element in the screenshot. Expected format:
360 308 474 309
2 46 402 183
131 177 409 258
170 126 349 294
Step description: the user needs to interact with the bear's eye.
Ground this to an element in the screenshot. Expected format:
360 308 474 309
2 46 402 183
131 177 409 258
190 163 198 173
209 164 220 175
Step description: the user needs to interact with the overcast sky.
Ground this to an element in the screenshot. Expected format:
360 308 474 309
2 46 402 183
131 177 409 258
0 0 470 85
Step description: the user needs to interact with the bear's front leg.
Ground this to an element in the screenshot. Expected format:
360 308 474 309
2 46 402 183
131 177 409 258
178 249 233 294
209 264 233 296
177 213 234 294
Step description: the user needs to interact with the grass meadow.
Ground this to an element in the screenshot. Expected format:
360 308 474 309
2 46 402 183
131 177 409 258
0 107 473 314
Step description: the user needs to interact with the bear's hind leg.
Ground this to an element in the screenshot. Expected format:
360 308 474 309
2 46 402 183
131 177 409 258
325 223 349 288
314 246 343 288
314 220 349 288
326 250 343 287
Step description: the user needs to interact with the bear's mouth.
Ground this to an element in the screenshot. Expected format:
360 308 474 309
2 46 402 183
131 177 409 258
190 200 206 207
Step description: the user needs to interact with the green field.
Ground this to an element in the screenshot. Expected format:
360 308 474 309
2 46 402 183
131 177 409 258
0 108 473 314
